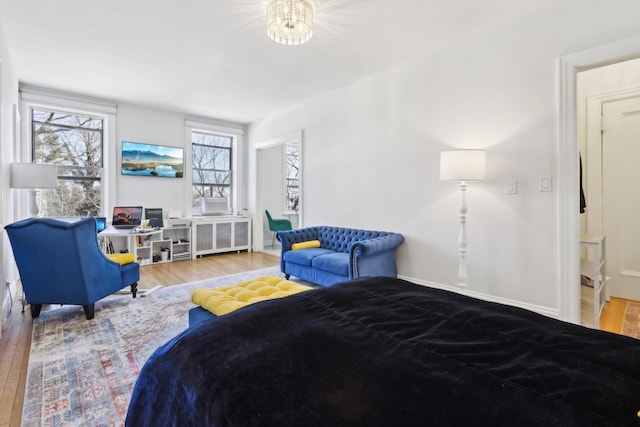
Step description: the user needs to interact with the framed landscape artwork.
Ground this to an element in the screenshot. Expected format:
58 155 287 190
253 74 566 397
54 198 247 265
121 141 184 178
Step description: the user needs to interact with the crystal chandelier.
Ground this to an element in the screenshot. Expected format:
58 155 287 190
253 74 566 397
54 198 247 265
266 0 314 45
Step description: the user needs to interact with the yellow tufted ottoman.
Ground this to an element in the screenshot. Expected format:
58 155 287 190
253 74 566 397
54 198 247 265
191 275 312 316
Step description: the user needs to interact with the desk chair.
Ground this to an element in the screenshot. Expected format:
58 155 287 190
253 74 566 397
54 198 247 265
265 210 293 247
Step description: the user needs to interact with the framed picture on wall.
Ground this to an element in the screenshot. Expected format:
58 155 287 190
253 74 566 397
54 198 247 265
121 141 184 178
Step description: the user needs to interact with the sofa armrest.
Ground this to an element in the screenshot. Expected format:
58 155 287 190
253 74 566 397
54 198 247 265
277 227 320 271
350 234 405 256
277 227 320 250
349 233 405 278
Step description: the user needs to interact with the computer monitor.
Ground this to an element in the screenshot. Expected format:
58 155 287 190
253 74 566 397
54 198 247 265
112 206 143 229
144 208 163 228
95 217 107 233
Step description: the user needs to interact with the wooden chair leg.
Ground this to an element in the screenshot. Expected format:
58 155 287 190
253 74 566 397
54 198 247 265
83 304 95 320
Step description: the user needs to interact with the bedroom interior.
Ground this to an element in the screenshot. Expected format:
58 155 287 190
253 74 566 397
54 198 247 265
1 0 640 425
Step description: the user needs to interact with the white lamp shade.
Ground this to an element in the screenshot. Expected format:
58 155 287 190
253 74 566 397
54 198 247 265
10 163 58 189
440 150 486 182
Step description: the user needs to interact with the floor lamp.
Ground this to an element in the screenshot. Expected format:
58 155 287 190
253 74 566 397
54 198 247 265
440 150 486 291
10 163 58 218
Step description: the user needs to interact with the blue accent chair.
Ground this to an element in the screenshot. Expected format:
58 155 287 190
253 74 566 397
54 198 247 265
277 226 405 287
5 217 140 320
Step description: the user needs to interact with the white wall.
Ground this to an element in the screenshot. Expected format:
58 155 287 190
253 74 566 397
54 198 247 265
113 104 247 220
115 104 191 215
0 18 19 331
249 0 640 316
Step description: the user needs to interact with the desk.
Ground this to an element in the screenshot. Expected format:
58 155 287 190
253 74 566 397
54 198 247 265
99 227 162 265
580 234 608 328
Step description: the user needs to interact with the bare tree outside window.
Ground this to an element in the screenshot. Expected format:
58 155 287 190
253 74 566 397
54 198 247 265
191 131 232 215
32 109 103 217
285 142 299 212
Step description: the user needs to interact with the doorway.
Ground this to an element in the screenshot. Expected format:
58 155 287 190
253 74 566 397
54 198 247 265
557 36 640 324
252 131 303 254
580 73 640 308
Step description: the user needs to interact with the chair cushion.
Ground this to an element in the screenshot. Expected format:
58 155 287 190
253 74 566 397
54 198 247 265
191 275 311 316
283 248 334 266
106 253 136 264
311 252 350 276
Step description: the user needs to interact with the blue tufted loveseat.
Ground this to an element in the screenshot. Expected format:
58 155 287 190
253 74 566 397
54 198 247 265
277 226 405 286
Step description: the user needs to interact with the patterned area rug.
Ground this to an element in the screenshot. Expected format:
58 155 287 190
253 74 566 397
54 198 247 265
22 266 281 426
621 301 640 339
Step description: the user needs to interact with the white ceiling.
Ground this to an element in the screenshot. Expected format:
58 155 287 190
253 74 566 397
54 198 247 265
0 0 561 124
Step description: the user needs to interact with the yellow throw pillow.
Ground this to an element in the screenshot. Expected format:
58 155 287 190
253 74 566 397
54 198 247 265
191 275 312 316
291 240 321 250
106 253 136 265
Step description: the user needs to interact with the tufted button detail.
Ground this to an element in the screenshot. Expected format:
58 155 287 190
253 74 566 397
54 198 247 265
313 226 397 253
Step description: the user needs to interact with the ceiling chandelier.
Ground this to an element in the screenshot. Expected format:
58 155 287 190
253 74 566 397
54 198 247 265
266 0 314 45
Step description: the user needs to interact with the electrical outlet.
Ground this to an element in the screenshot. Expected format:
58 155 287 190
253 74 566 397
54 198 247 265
506 179 518 195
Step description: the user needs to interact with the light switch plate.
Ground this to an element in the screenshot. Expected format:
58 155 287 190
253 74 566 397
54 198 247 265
506 179 517 195
539 176 552 192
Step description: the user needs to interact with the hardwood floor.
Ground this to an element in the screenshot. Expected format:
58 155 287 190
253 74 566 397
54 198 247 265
0 255 632 427
0 251 279 427
599 296 632 335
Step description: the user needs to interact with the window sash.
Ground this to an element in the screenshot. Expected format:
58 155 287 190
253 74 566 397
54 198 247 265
30 107 105 217
191 135 233 187
32 108 104 168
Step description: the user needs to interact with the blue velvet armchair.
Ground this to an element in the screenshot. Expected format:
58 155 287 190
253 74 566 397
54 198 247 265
5 217 140 320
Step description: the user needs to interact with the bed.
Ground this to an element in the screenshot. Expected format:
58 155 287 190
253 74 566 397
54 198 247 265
126 277 640 426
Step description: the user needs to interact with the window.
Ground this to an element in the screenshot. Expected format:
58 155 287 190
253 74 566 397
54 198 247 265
285 142 300 212
191 131 233 215
32 108 103 217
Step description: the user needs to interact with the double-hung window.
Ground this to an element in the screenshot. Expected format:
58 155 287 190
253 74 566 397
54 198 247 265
285 142 300 212
191 131 233 215
31 108 104 217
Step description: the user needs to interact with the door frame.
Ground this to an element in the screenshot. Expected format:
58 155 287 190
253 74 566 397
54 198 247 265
250 131 303 252
557 36 640 323
588 91 640 299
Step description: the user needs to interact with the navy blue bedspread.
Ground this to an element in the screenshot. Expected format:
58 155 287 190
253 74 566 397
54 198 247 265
126 277 640 426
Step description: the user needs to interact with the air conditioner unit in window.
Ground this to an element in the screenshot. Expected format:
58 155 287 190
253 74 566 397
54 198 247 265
201 197 230 216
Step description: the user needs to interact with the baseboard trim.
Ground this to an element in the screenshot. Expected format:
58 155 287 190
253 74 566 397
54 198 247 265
397 274 561 320
2 279 20 330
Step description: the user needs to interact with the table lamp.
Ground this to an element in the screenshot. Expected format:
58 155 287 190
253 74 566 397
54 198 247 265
10 163 58 217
